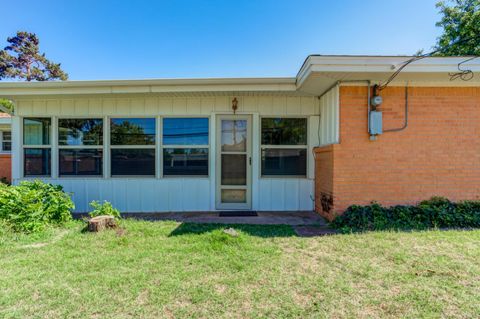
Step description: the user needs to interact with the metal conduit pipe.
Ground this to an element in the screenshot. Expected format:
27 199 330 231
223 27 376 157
337 80 372 135
383 85 409 133
315 80 372 146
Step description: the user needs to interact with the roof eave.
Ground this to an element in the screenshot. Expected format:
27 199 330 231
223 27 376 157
0 77 298 97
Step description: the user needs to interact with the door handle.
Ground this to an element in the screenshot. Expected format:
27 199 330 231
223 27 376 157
249 157 252 166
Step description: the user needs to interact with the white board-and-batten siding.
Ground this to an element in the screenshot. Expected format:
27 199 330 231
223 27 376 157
11 94 334 213
318 85 340 146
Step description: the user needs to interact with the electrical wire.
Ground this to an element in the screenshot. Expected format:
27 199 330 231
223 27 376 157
377 35 480 91
449 56 478 81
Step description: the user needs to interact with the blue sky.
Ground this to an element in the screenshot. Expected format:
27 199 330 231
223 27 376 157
1 0 441 80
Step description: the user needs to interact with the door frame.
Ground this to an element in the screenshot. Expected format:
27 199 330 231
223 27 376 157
215 114 252 210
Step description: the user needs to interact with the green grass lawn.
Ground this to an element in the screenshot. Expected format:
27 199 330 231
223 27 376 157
1 220 479 319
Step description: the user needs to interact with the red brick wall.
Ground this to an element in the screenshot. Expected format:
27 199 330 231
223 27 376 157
315 86 480 220
314 145 335 220
0 154 12 182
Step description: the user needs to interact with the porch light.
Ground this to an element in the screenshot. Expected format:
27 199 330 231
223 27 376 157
232 98 238 114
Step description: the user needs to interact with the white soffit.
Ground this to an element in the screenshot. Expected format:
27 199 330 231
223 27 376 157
296 55 480 95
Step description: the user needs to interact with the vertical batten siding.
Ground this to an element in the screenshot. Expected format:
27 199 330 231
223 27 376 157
318 85 340 146
13 94 317 212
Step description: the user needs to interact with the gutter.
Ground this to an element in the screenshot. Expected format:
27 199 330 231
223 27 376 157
0 78 299 97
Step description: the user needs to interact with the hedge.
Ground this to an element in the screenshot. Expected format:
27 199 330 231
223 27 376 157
0 180 74 233
331 197 480 233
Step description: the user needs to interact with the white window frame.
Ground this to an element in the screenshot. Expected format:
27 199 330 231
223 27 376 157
1 131 11 153
21 117 53 177
161 116 210 178
259 116 308 178
20 115 212 179
57 117 104 178
108 116 157 178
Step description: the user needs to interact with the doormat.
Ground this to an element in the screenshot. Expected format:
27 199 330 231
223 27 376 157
219 211 258 217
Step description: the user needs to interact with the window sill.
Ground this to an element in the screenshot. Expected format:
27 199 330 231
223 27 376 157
260 175 309 179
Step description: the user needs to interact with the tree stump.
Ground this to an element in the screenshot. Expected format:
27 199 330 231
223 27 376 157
88 215 117 232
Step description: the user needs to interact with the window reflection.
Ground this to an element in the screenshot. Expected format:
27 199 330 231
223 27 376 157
111 149 155 176
58 119 103 146
163 118 208 145
261 149 307 176
221 120 246 152
163 148 208 176
261 118 307 145
24 149 51 176
59 149 103 176
23 118 51 145
111 118 155 145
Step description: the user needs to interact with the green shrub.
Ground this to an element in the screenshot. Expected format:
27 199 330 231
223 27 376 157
89 200 121 219
331 197 480 233
0 180 74 233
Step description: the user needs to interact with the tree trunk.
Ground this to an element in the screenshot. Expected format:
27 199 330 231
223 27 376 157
88 215 117 232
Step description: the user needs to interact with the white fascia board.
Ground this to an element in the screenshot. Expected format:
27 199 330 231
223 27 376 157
0 78 297 97
296 55 480 88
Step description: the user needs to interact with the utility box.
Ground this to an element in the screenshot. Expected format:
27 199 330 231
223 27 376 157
369 111 383 135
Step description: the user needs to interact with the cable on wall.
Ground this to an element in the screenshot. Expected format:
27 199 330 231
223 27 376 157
449 56 478 81
377 35 480 91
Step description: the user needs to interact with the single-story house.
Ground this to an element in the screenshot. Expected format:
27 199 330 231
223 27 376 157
0 55 479 219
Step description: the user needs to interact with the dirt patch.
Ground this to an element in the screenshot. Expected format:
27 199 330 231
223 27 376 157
136 289 149 306
293 225 336 237
21 230 69 249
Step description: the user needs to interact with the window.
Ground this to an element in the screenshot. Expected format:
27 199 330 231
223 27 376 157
23 118 51 176
163 118 209 176
261 118 307 176
58 119 103 145
110 118 156 176
24 149 51 176
24 118 51 145
59 149 103 176
111 118 155 145
163 148 208 176
1 131 11 152
58 119 103 176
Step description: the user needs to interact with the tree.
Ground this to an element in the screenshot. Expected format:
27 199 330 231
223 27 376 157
0 31 68 81
0 99 14 113
434 0 480 56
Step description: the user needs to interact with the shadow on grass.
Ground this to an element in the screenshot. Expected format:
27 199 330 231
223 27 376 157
168 222 297 238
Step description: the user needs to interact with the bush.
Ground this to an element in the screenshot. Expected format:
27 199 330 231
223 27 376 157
0 181 74 233
331 197 480 233
89 200 121 219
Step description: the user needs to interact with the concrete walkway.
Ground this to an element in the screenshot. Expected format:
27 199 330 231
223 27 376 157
120 211 329 226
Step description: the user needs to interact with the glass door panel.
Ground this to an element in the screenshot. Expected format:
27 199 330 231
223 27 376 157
221 120 247 152
216 116 251 209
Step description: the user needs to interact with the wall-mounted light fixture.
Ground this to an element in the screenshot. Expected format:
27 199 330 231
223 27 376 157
232 97 238 114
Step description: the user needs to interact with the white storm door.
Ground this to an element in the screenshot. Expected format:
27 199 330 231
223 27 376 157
216 115 252 210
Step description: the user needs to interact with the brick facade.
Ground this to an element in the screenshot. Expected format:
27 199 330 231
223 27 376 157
315 86 480 220
0 154 11 182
